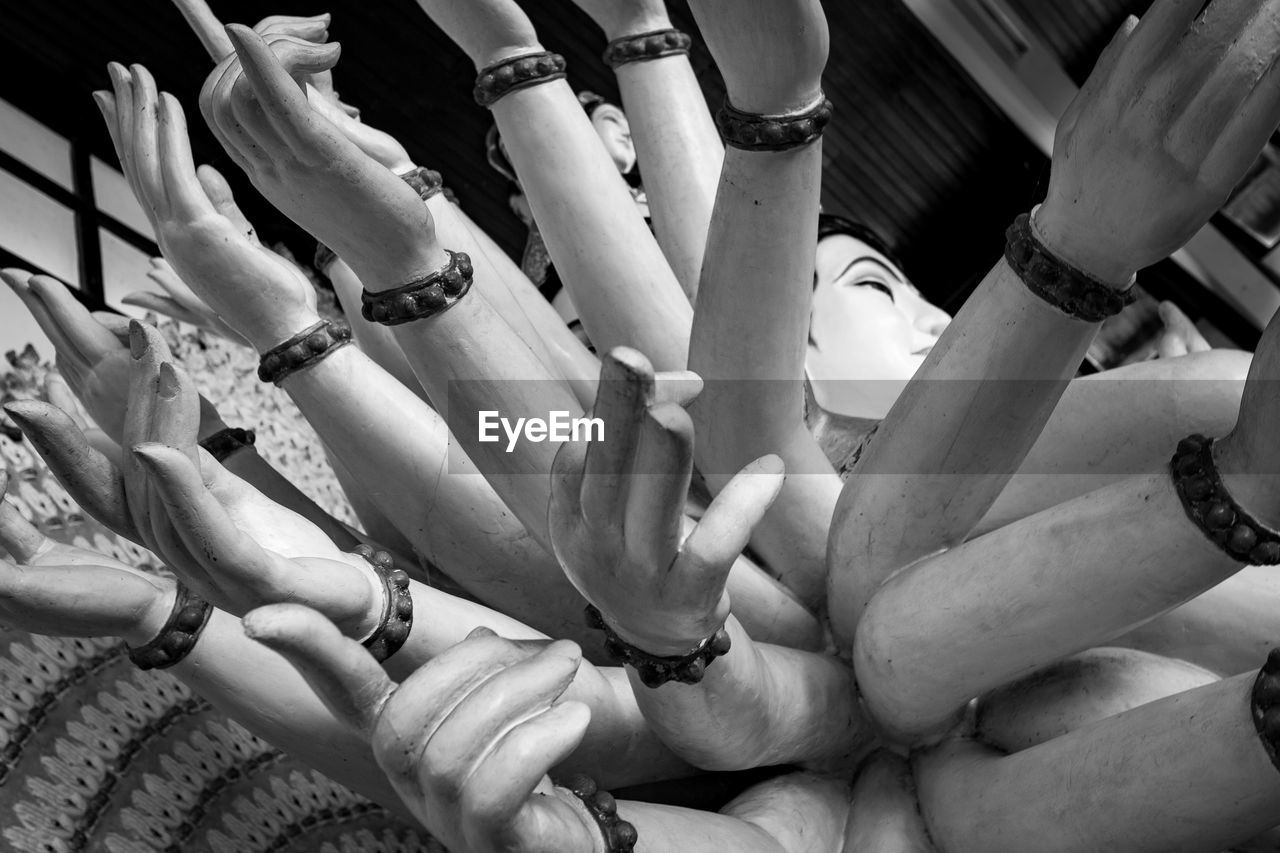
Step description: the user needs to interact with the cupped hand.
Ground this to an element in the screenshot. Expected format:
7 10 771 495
0 470 173 645
94 67 321 352
1036 3 1280 285
686 0 828 113
245 606 601 853
549 348 784 654
3 329 382 639
199 26 443 289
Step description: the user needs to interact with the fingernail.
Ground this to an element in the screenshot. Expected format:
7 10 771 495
128 320 147 359
157 363 180 399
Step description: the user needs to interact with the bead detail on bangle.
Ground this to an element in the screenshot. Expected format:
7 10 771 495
584 605 730 688
1170 433 1280 565
257 319 353 385
360 250 474 326
603 28 692 68
716 94 833 152
1252 649 1280 773
198 426 256 463
1004 212 1136 322
473 52 567 108
399 166 447 202
558 774 638 853
127 584 212 671
352 545 413 663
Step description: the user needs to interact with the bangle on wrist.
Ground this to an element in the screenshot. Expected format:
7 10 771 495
1170 434 1280 565
351 545 413 663
558 774 637 853
603 28 691 68
127 584 212 671
361 249 474 326
198 426 256 463
584 605 730 688
473 51 567 108
716 93 833 152
398 166 447 202
1005 211 1136 322
257 319 353 385
1252 649 1280 773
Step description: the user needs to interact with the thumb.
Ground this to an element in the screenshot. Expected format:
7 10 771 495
243 603 395 737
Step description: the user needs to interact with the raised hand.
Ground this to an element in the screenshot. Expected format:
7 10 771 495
550 348 784 654
2 326 382 639
245 606 602 853
199 26 442 289
1036 2 1280 285
94 69 322 354
0 471 173 644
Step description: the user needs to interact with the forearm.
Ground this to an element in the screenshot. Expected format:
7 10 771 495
276 344 591 642
613 45 723 298
632 618 865 770
691 145 836 607
828 258 1101 644
854 470 1241 741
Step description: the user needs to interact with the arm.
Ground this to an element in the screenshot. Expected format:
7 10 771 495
685 0 839 607
414 0 693 371
571 0 724 297
829 4 1280 645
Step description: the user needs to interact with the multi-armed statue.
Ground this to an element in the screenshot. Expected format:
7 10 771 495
4 0 1280 849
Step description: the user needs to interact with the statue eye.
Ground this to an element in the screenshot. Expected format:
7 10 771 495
845 279 895 302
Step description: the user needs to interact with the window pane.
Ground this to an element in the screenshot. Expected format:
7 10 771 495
0 98 73 190
100 228 156 315
92 156 154 238
0 168 79 286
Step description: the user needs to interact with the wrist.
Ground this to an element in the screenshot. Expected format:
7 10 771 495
1030 203 1136 289
603 12 672 42
247 313 326 356
126 580 178 647
353 245 452 296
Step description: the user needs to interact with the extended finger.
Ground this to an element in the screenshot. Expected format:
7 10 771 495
195 166 258 241
158 93 218 222
129 65 168 219
462 702 592 837
427 640 582 780
28 275 121 367
229 74 293 157
622 403 693 572
243 602 395 735
123 291 206 327
1113 0 1214 83
1202 43 1280 190
2 270 84 369
680 454 785 584
3 400 136 538
225 25 342 153
106 63 144 204
0 472 49 562
44 372 87 428
653 371 704 408
91 90 128 183
1058 16 1137 134
255 14 331 44
582 348 654 525
125 322 168 540
172 0 234 60
200 59 258 175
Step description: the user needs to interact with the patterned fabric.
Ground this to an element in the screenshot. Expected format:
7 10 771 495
0 323 441 852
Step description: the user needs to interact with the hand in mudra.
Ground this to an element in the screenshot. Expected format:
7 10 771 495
1036 0 1280 285
3 324 382 639
246 605 603 853
549 348 784 656
0 471 173 645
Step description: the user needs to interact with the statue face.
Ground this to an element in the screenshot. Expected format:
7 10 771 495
588 104 637 175
807 233 952 418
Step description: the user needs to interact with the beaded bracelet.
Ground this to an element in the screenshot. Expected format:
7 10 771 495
1253 649 1280 772
559 774 637 853
1004 212 1136 322
603 28 691 68
585 605 731 688
716 94 833 152
1170 433 1280 565
352 545 413 663
400 166 446 202
361 250 474 326
127 584 213 671
257 319 353 385
198 427 256 463
474 51 567 108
